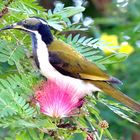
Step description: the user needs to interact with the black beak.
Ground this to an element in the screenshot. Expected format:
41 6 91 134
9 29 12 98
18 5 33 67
0 25 14 31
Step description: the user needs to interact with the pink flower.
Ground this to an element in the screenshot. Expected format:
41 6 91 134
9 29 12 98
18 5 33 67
35 79 85 118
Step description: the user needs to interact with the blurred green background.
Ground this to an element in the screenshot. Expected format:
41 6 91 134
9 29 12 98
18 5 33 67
39 0 140 139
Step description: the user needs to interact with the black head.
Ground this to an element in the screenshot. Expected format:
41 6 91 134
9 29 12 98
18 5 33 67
0 17 53 44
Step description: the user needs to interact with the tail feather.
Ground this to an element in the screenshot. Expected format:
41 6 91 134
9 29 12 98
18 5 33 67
91 81 140 112
108 77 123 85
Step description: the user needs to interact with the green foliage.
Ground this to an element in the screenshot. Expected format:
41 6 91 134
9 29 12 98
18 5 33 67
0 0 139 139
0 74 37 119
47 5 85 31
96 53 128 65
99 99 138 124
66 34 102 60
0 40 25 71
48 6 85 18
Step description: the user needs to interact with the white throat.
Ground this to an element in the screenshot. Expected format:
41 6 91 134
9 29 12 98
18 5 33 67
34 32 62 79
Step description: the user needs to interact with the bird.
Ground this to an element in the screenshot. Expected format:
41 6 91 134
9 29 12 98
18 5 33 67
0 17 140 112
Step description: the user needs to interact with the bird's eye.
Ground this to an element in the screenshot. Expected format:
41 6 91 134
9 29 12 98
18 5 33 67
23 20 28 25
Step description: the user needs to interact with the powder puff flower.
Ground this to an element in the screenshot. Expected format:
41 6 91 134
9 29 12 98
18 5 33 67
35 79 85 118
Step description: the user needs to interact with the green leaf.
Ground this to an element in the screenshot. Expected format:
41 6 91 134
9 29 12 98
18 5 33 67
0 40 25 69
0 74 37 119
47 19 64 31
72 34 80 43
97 53 128 64
67 34 73 43
49 6 85 18
100 99 138 124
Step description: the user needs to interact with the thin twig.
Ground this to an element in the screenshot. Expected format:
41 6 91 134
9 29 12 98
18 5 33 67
0 0 14 18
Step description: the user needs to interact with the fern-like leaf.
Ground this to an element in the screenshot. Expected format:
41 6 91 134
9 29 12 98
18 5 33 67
0 40 25 71
0 74 38 118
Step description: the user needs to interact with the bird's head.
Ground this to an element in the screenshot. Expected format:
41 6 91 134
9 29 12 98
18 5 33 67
0 17 47 32
0 17 53 44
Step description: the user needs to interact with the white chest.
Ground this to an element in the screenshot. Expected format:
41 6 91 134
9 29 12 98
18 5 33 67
35 33 61 79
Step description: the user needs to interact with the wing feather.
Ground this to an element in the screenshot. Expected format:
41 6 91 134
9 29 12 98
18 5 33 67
48 39 110 81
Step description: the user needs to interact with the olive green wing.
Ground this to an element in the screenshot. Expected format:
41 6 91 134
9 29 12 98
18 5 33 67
48 39 110 81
